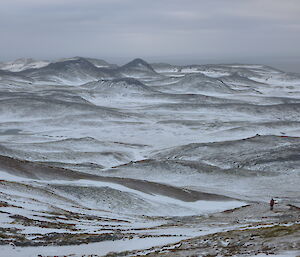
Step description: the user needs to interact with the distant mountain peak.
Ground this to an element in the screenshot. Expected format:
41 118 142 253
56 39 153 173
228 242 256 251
55 56 117 69
122 58 155 72
47 57 96 69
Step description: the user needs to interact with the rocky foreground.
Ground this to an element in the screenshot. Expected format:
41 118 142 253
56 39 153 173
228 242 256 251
98 203 299 257
1 202 299 256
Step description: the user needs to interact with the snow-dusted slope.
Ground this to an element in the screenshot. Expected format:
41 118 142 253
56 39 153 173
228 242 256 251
0 57 299 255
57 56 118 69
157 73 235 94
83 77 157 97
20 57 116 85
0 58 50 72
118 58 161 78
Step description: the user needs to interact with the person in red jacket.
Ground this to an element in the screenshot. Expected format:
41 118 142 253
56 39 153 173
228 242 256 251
270 198 275 210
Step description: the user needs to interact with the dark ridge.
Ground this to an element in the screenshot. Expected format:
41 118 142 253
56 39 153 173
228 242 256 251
0 69 16 75
220 72 266 85
0 69 33 82
0 154 234 202
112 77 145 86
21 58 96 73
84 57 118 69
155 134 300 154
119 58 156 72
110 77 156 92
151 134 300 172
111 158 268 177
0 96 133 120
19 57 117 80
180 72 229 84
84 76 157 94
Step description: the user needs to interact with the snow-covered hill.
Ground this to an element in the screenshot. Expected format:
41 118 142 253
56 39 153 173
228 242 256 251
0 58 50 72
0 57 299 256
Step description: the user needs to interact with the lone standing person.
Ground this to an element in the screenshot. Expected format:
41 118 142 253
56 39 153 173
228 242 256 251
270 198 275 210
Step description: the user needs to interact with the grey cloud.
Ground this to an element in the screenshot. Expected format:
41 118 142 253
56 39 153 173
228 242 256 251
0 0 300 72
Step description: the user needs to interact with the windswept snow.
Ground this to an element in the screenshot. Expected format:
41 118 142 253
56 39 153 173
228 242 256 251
0 57 299 256
0 58 50 72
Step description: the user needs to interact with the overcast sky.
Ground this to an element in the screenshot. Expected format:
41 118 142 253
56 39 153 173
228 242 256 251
1 0 300 72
